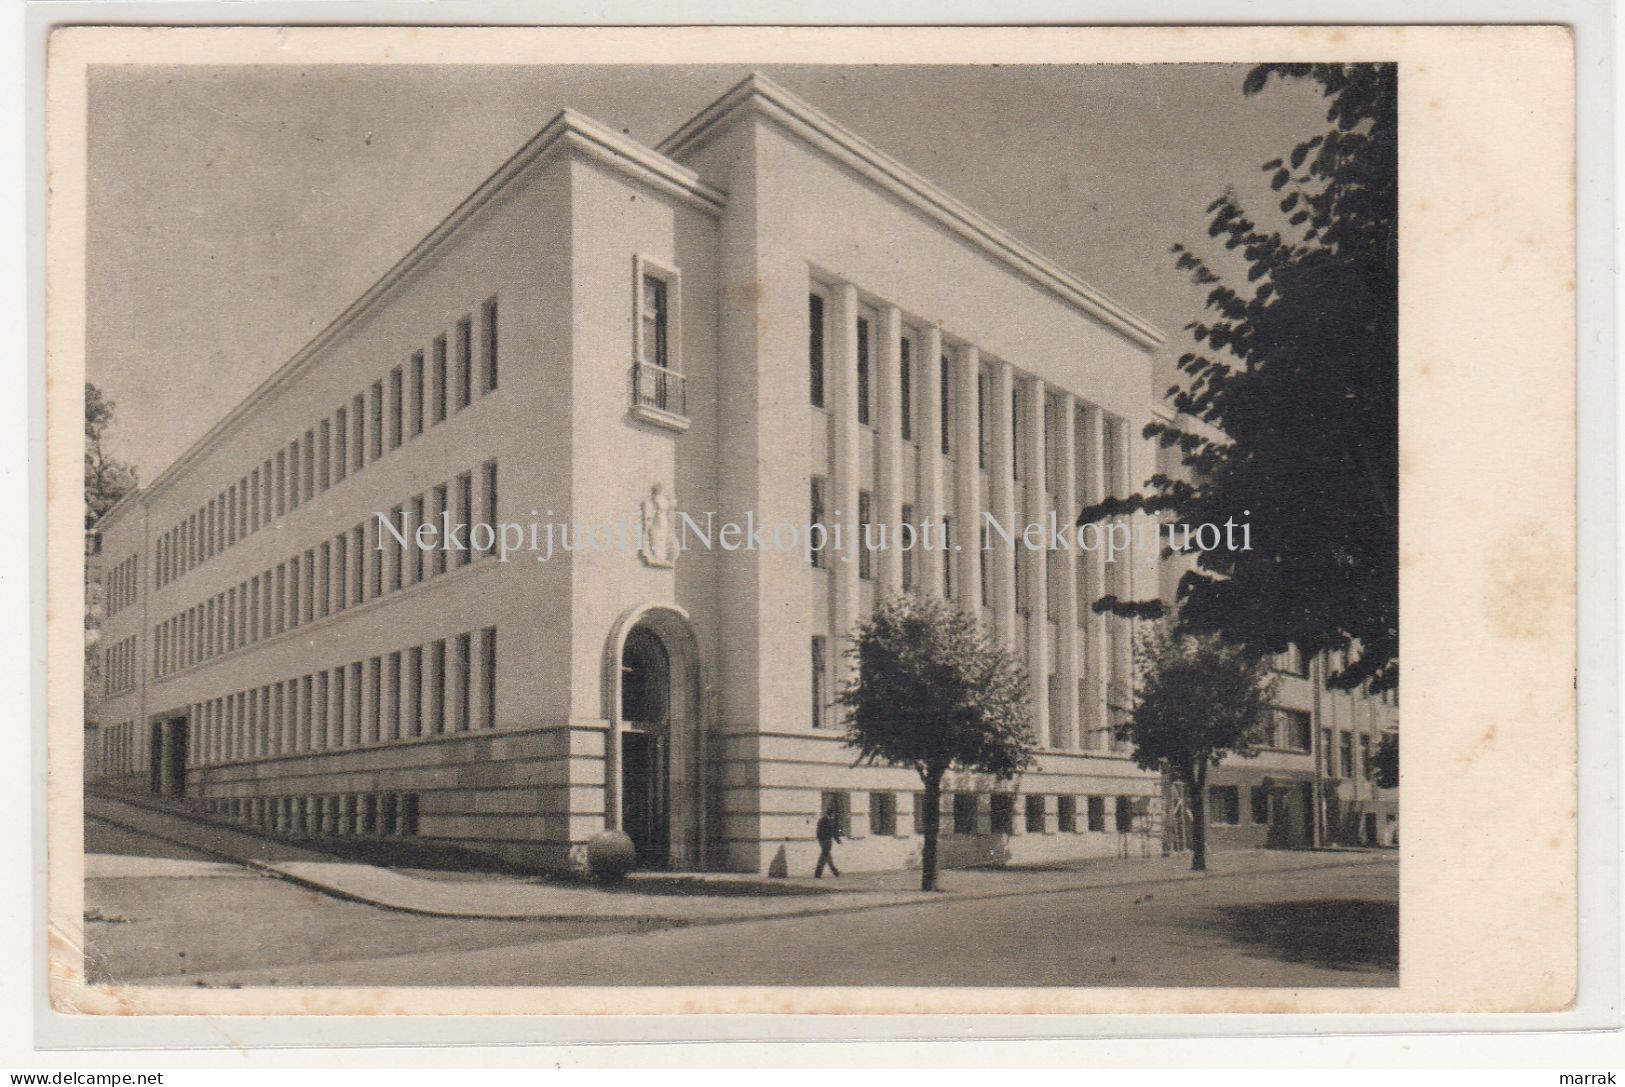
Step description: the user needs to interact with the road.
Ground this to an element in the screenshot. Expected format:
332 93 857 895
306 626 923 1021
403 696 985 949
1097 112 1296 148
85 817 1397 989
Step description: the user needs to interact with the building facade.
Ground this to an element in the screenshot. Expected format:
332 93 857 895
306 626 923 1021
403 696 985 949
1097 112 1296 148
86 74 1396 875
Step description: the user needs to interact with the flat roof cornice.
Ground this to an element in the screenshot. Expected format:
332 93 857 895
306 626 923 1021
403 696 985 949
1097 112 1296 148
660 73 1166 351
140 111 724 505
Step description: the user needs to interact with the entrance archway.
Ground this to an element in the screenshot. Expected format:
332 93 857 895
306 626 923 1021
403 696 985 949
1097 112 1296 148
602 604 706 869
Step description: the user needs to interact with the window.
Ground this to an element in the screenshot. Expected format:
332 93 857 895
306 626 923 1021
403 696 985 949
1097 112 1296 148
977 370 987 469
1360 734 1372 776
333 410 347 482
899 333 913 441
456 471 473 568
856 315 871 425
1322 728 1336 776
410 495 426 584
819 791 851 839
275 452 286 517
869 792 897 837
480 460 498 559
388 506 404 591
1057 795 1078 833
406 645 424 737
456 316 473 411
303 429 316 501
952 793 978 835
639 273 670 369
481 626 497 730
351 393 366 472
432 484 449 576
1209 786 1240 825
941 517 953 598
318 542 331 619
940 353 952 455
810 636 827 728
1251 787 1271 825
900 502 915 590
333 534 348 612
1270 707 1312 751
351 524 366 605
288 442 301 510
1025 794 1046 834
432 335 448 424
990 793 1015 835
808 293 825 408
1339 730 1354 779
287 557 300 629
369 381 384 462
809 476 828 569
979 523 991 606
857 490 873 580
389 367 404 449
1086 796 1106 832
1115 796 1137 833
428 640 446 733
319 420 332 491
481 297 499 394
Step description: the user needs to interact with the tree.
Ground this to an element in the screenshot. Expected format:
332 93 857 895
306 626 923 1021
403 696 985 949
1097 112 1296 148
1082 64 1398 693
1368 731 1398 790
1119 626 1277 871
86 382 139 528
836 593 1037 891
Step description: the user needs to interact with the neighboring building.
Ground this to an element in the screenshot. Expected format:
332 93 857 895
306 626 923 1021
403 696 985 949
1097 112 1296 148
86 73 1395 874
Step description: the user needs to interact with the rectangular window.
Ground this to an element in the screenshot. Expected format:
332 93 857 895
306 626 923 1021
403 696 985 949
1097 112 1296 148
303 429 315 500
1025 794 1046 834
1011 388 1022 480
287 557 300 630
388 506 404 591
410 495 426 584
481 626 497 730
334 533 348 612
977 370 988 469
952 793 977 835
808 293 825 408
480 460 498 559
856 315 871 425
331 666 346 747
319 419 331 491
869 792 897 837
1360 734 1372 776
288 441 300 510
1115 796 1136 833
410 351 425 436
1251 787 1271 826
333 409 347 482
432 484 449 576
432 335 448 424
810 635 827 728
318 542 331 619
980 523 991 607
302 547 316 623
899 333 913 441
274 564 286 635
248 574 260 642
809 476 828 569
314 672 329 750
942 517 953 598
349 661 363 746
940 353 952 455
406 644 424 737
990 793 1015 835
1058 795 1078 833
640 274 669 369
368 657 382 744
428 639 447 733
455 316 473 410
389 366 403 449
352 393 366 472
481 297 499 394
456 471 473 568
369 517 384 598
226 486 237 547
351 525 365 605
857 490 873 580
386 651 402 741
369 381 384 462
275 452 286 517
1322 728 1336 776
1086 796 1106 832
1339 730 1355 779
1209 786 1241 825
900 502 915 590
454 632 472 731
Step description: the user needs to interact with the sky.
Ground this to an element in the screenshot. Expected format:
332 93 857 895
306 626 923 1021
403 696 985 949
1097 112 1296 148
86 63 1328 481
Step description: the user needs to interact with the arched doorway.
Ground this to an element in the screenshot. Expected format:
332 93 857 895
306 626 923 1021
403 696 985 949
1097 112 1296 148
603 605 706 870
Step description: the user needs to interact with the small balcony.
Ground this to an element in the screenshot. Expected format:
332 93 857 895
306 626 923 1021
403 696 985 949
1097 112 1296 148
630 361 689 432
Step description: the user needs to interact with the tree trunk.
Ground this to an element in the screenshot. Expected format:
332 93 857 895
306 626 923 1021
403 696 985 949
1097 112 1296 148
1189 763 1208 872
920 772 943 891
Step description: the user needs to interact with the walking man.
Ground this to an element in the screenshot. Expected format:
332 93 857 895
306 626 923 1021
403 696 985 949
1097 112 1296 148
814 804 843 878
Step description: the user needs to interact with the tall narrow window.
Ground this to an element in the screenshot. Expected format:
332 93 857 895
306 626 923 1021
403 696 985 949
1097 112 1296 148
332 666 346 748
369 381 384 462
318 541 331 619
287 557 300 630
856 315 871 425
432 484 449 576
900 502 916 590
979 523 991 606
481 297 498 394
388 506 404 591
406 645 424 737
429 639 447 733
899 334 913 441
288 441 301 510
386 652 402 741
389 366 404 449
368 657 382 743
480 627 497 729
455 316 473 410
480 460 498 559
640 275 669 369
351 524 365 605
275 452 286 517
456 471 473 568
857 490 873 581
318 419 331 491
274 563 286 635
808 293 825 408
410 494 426 584
454 632 472 731
351 393 366 472
333 533 348 613
1011 388 1022 480
810 636 827 729
809 476 828 569
333 409 347 482
942 516 954 598
432 335 448 423
940 355 952 455
977 371 988 469
369 517 384 598
409 352 425 436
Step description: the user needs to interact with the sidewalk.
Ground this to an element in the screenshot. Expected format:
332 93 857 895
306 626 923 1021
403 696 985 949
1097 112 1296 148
86 793 1394 925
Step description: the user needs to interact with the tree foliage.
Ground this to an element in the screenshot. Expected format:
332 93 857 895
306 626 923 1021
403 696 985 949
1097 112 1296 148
1084 64 1398 693
836 593 1037 890
86 382 139 529
1119 625 1277 870
1368 730 1398 790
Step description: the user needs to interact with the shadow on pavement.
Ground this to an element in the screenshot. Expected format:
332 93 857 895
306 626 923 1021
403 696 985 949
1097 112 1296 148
1207 898 1398 972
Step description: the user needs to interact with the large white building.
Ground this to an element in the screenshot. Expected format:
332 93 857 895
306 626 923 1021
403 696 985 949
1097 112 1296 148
87 74 1396 875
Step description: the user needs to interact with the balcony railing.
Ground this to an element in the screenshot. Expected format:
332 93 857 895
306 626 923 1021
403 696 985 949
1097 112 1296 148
631 361 688 430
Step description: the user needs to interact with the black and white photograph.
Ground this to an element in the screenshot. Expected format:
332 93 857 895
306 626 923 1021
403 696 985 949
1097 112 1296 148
48 25 1578 1019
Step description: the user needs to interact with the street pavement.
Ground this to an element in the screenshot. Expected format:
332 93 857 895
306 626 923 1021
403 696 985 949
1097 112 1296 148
83 798 1398 989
